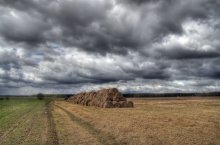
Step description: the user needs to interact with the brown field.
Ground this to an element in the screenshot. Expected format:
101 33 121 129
53 97 220 145
0 97 220 145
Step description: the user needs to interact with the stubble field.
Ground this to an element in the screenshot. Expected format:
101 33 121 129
0 97 220 145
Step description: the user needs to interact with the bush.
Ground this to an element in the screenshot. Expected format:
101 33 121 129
37 93 45 100
5 97 10 100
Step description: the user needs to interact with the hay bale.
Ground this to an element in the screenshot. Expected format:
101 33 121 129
127 101 134 108
85 100 90 106
120 101 128 108
67 88 134 108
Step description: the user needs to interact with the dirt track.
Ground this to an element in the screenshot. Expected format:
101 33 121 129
54 104 120 145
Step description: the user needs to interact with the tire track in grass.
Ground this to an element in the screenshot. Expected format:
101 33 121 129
55 104 119 145
54 106 101 145
46 101 59 145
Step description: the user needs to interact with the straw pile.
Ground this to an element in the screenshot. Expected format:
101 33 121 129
67 88 134 108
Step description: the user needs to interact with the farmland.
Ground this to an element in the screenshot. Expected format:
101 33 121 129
0 97 220 145
0 98 58 145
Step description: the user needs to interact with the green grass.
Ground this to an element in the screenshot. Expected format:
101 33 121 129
0 98 54 145
0 99 40 131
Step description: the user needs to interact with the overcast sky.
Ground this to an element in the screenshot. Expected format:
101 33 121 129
0 0 220 95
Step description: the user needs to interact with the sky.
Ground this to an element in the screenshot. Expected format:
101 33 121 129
0 0 220 95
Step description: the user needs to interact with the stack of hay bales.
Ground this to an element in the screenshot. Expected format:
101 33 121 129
68 88 134 108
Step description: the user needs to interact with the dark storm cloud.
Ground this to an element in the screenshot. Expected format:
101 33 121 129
198 59 220 79
0 0 112 50
0 9 49 47
119 0 212 36
43 66 169 85
0 0 220 94
0 0 218 54
163 58 220 80
155 44 220 59
119 60 170 79
39 53 170 85
0 50 20 70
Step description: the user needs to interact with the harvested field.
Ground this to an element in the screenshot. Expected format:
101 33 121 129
0 97 220 145
54 97 220 145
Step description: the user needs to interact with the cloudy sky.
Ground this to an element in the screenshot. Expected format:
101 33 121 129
0 0 220 95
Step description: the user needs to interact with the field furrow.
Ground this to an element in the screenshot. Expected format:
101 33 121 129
0 104 39 144
53 104 103 145
0 101 39 136
0 99 52 145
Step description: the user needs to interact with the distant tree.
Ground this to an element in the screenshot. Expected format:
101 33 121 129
6 96 10 100
64 95 70 101
0 97 4 100
37 93 45 100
